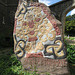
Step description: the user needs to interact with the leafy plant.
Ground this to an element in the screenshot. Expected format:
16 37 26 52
64 40 75 64
0 48 39 75
65 14 75 36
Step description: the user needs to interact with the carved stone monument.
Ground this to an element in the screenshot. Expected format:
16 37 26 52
13 0 70 75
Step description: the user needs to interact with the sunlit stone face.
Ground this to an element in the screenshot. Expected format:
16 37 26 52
13 0 66 60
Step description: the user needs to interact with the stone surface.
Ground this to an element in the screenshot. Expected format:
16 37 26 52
21 58 70 75
13 0 69 75
13 0 66 60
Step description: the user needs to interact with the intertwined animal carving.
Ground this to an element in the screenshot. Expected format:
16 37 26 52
13 0 66 60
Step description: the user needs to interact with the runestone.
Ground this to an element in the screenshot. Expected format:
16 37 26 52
13 0 66 60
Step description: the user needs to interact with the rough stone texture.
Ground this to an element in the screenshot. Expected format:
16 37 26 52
49 0 74 21
13 1 67 60
21 57 70 75
13 0 70 75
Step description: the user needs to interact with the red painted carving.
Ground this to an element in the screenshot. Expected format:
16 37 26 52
35 18 40 22
26 52 43 58
29 30 35 35
28 37 37 41
13 18 17 33
23 22 27 26
30 3 61 35
28 20 34 28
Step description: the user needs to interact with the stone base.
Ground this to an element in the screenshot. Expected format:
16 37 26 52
21 58 70 75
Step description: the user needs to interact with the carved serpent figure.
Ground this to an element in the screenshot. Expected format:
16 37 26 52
13 0 66 60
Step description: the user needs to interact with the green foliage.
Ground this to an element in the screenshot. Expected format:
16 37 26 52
64 36 75 40
65 40 75 75
64 40 75 64
0 48 39 75
65 14 75 35
66 14 75 21
67 45 75 64
66 15 72 21
65 20 75 32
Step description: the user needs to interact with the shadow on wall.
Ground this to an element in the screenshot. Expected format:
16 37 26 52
0 13 14 48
